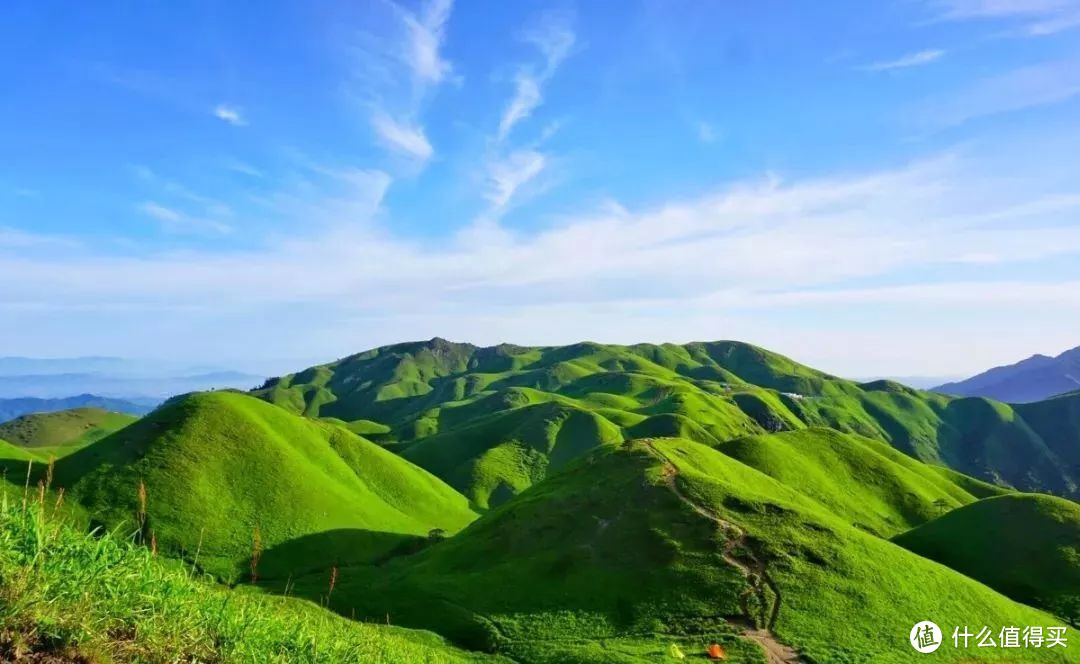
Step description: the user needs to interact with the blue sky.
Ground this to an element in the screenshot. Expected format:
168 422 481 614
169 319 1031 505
2 0 1080 376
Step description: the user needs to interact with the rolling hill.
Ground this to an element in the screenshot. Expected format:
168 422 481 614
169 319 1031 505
714 427 1008 537
253 338 1080 504
895 493 1080 626
934 346 1080 403
0 407 137 458
289 438 1075 663
46 391 478 580
2 338 1077 662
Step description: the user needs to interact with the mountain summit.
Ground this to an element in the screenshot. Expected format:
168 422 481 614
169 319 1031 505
934 346 1080 403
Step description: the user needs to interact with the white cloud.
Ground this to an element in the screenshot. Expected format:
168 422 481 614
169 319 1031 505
138 201 232 235
927 0 1080 35
351 0 455 166
402 0 454 84
917 57 1080 127
224 160 263 178
930 0 1072 19
371 111 434 162
213 104 246 126
7 150 1080 374
485 150 546 209
1022 10 1080 34
497 13 576 141
498 75 542 141
862 49 946 71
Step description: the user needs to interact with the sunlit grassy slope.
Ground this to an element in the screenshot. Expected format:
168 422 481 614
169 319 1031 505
253 338 1080 505
0 494 501 663
298 438 1074 663
715 427 1008 537
0 407 136 459
47 391 477 580
895 493 1080 626
3 338 1076 663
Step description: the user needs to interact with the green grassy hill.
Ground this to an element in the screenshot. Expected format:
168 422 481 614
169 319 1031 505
0 407 136 458
0 494 500 663
46 391 478 580
4 338 1077 662
895 493 1080 625
288 438 1074 663
253 338 1080 503
715 427 1009 537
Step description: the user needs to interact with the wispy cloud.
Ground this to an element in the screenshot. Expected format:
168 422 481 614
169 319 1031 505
7 150 1080 374
213 104 246 126
1022 10 1080 35
926 0 1080 35
485 150 546 209
138 201 232 235
917 57 1080 127
862 49 946 71
370 111 434 161
350 0 455 167
930 0 1072 19
223 159 263 178
497 12 576 141
402 0 454 84
481 12 576 217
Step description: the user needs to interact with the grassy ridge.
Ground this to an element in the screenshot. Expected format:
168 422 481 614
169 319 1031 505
715 427 1008 537
253 338 1080 503
895 493 1080 625
294 438 1074 663
51 391 478 580
0 491 501 663
0 407 137 458
660 438 1073 662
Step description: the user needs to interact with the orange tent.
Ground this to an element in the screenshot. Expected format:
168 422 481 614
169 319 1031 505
707 643 726 659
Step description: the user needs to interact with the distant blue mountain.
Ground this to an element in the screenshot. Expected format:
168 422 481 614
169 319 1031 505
933 346 1080 404
0 394 154 423
0 357 266 399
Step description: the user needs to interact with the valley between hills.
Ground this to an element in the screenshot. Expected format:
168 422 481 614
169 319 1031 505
2 338 1078 663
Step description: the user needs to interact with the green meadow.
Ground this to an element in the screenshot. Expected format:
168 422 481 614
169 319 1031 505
1 338 1078 662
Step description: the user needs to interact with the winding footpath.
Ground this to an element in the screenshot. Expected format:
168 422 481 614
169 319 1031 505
639 439 804 664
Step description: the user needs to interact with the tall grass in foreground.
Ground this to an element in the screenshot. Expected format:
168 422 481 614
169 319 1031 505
0 476 489 663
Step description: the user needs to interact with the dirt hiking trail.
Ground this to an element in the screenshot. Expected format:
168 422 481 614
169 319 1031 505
640 439 804 664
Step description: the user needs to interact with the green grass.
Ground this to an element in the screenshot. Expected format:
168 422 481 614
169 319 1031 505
289 438 1075 663
715 427 1006 537
3 338 1076 663
658 437 1074 662
0 407 137 458
0 490 501 663
48 391 478 580
252 338 1080 505
895 493 1080 625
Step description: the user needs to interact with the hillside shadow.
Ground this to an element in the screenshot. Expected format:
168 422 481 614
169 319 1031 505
255 528 505 650
255 528 431 586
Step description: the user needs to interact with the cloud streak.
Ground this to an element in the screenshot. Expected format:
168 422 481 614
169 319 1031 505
862 49 946 71
213 104 245 126
485 150 547 209
926 0 1080 35
351 0 455 167
370 111 434 161
497 12 576 141
917 57 1080 127
5 148 1080 374
138 202 232 235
